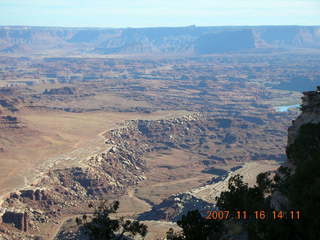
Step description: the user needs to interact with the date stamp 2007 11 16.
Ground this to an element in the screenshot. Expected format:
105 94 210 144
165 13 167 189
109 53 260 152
205 210 301 221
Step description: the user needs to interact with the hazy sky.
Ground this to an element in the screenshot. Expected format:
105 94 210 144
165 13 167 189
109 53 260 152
1 0 320 28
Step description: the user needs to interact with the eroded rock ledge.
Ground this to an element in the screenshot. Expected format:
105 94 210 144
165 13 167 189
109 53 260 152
288 86 320 146
0 111 288 239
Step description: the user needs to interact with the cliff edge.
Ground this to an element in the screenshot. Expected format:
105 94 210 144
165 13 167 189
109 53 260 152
288 86 320 147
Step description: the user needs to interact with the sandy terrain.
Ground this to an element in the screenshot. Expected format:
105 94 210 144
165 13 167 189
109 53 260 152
135 149 214 204
0 109 189 198
190 160 281 203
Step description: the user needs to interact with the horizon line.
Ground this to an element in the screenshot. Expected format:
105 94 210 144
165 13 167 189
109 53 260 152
0 24 320 30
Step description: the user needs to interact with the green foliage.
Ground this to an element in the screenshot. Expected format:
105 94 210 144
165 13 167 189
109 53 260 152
247 217 303 240
83 201 119 239
82 200 148 240
215 172 305 240
286 123 320 165
216 174 267 213
166 210 225 240
284 123 320 240
166 228 184 240
118 219 148 239
256 172 272 194
177 210 225 240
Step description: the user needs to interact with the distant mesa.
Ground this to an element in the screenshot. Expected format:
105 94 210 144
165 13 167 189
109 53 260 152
0 44 31 54
0 26 320 55
195 30 255 54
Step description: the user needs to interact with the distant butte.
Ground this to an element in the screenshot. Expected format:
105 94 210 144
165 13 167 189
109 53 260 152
0 26 320 55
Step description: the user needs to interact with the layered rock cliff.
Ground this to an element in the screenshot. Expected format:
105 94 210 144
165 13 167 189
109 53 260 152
288 86 320 147
0 111 288 238
1 26 320 55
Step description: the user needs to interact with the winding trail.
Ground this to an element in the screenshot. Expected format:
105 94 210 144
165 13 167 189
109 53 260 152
128 188 152 212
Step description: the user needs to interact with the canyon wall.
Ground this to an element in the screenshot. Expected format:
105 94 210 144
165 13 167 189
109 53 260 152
288 86 320 147
0 111 287 235
1 26 320 55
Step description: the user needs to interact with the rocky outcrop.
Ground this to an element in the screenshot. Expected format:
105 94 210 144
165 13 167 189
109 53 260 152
36 112 286 203
0 115 21 129
104 113 204 152
0 89 24 129
44 113 205 199
0 111 288 237
0 88 15 95
288 86 320 147
1 211 28 232
43 87 76 95
19 189 47 201
138 193 214 222
0 98 19 112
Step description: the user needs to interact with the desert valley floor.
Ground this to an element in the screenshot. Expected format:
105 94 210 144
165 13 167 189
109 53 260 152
1 34 320 238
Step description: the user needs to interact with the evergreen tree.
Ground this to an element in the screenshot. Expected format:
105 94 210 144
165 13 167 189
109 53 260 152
82 200 148 240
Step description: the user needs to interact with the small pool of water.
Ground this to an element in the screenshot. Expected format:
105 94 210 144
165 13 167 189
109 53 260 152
274 104 300 112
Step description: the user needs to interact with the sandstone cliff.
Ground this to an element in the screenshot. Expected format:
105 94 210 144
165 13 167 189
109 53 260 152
1 26 320 55
288 86 320 147
0 111 288 238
